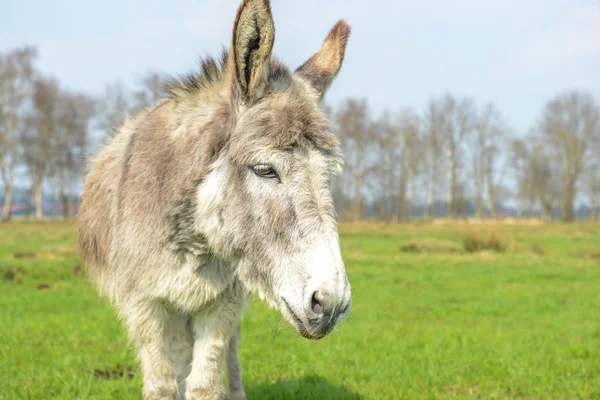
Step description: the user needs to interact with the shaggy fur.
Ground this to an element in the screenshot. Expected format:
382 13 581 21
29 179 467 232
78 1 352 399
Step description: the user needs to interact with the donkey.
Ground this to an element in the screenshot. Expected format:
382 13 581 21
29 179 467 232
78 0 352 399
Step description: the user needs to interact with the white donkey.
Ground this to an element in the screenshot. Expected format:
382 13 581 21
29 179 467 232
78 0 352 398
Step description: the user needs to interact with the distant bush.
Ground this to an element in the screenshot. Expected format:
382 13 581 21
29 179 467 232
485 230 507 252
400 238 463 253
463 230 507 253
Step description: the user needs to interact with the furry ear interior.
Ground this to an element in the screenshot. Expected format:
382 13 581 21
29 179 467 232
231 0 275 102
295 20 351 98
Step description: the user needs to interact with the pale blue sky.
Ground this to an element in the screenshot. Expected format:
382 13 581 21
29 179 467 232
1 0 599 133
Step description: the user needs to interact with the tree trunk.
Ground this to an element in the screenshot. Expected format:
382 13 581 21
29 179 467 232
486 173 496 218
541 206 547 221
474 159 483 218
424 168 432 220
378 201 386 221
34 173 44 221
475 193 483 219
562 177 576 222
353 195 362 221
3 183 13 221
53 184 60 217
68 195 74 218
25 194 33 219
406 169 415 222
354 144 363 220
487 189 496 218
589 186 598 222
542 200 552 221
397 196 405 222
397 201 405 222
448 159 456 218
353 176 362 220
397 172 407 222
61 193 69 220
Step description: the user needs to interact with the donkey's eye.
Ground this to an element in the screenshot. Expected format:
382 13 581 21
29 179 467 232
252 164 279 180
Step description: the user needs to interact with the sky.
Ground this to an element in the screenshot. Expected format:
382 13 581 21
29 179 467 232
1 0 599 134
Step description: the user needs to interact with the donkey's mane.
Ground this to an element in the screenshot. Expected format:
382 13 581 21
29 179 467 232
166 49 230 99
167 49 292 100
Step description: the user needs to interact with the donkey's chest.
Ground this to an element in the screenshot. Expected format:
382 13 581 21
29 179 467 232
158 256 238 313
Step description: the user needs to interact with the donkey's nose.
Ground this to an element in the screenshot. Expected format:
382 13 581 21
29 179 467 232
305 289 347 321
310 290 325 316
303 287 351 339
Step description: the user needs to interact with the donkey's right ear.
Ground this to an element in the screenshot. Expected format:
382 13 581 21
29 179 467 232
230 0 275 102
295 20 351 99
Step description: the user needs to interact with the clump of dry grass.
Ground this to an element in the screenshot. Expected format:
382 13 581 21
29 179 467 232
462 229 508 253
530 242 545 256
400 238 463 254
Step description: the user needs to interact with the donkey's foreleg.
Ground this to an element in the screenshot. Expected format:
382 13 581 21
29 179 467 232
168 313 193 400
123 301 181 400
225 322 246 400
185 292 245 400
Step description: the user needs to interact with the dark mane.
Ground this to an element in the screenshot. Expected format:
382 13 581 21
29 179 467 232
167 50 292 99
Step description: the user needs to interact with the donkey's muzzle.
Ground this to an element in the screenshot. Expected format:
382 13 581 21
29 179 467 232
302 293 352 340
281 292 351 340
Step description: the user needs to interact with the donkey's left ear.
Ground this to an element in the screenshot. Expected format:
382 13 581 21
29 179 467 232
230 0 275 102
295 20 351 99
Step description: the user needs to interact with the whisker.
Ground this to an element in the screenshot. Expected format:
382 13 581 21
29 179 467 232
270 311 285 343
326 302 338 330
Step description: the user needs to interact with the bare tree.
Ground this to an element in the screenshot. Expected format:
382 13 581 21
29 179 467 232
510 135 561 220
586 160 600 220
98 80 130 139
323 103 349 213
422 100 444 219
22 77 59 220
510 138 533 218
131 71 167 113
335 98 370 220
51 92 96 217
471 103 506 218
436 94 476 217
529 142 560 220
395 109 421 221
0 47 37 220
454 180 471 216
367 111 396 220
355 107 421 222
539 91 600 221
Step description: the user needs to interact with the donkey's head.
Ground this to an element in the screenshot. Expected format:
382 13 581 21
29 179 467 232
184 0 351 339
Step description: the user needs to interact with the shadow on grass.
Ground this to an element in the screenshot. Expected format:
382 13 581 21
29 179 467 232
245 375 360 400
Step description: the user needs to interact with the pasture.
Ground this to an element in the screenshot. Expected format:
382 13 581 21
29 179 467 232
1 221 600 399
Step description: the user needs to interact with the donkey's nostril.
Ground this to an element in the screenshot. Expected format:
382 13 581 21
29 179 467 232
311 291 324 316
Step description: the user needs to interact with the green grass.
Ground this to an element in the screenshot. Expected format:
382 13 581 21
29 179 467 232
1 221 600 399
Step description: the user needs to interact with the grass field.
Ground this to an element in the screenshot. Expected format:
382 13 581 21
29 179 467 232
1 221 600 399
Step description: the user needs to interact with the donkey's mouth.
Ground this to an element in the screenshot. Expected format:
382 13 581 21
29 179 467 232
281 298 325 340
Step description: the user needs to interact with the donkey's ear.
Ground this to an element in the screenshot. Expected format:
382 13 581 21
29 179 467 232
230 0 275 102
295 20 351 99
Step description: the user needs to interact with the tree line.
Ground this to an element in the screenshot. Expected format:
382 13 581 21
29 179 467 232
0 47 165 220
330 93 600 222
1 46 599 222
